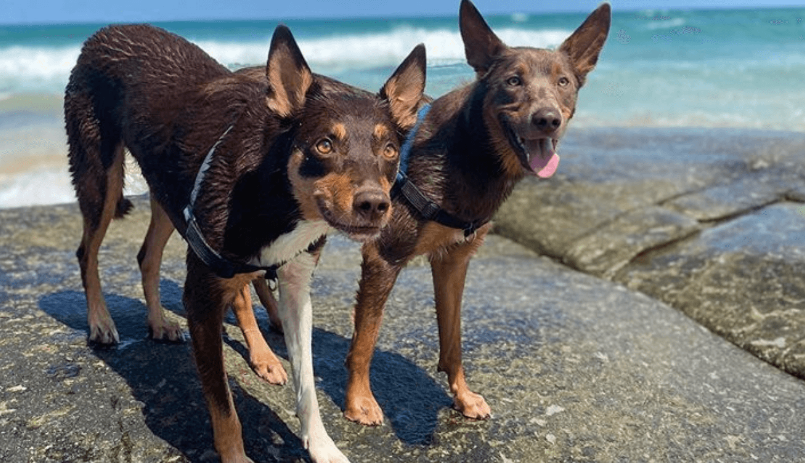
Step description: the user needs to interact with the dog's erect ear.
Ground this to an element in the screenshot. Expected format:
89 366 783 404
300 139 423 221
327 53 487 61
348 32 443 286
558 3 611 86
265 25 313 117
459 0 506 75
380 44 426 129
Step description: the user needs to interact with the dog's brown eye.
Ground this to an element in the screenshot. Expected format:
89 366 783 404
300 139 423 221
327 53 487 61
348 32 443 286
558 76 570 87
315 139 333 155
383 143 398 159
506 76 522 86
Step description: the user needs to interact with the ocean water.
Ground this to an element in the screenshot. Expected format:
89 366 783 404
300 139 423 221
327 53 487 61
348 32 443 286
1 7 804 208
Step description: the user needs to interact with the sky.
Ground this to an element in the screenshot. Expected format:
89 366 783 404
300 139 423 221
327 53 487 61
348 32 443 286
2 0 804 25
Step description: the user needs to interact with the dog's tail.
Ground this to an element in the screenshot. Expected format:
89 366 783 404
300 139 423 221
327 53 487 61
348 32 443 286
65 56 133 230
116 197 134 218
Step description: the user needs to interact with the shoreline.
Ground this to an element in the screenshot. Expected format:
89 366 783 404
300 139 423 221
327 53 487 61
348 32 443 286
1 123 801 210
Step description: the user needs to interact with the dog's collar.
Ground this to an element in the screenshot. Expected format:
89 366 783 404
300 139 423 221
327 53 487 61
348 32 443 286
392 103 488 237
182 123 279 280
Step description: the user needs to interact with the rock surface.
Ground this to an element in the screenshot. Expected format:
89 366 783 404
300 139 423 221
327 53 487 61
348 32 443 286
2 160 805 463
496 127 805 382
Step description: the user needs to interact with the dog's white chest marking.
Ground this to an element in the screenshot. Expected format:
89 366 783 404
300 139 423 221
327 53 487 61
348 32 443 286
252 220 330 267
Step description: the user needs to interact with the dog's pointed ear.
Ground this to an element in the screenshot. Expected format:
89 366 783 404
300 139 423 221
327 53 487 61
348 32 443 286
380 43 426 129
460 0 506 75
265 25 313 117
558 3 611 86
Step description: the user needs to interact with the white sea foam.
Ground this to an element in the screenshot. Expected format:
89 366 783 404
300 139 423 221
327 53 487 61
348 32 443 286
195 27 572 71
643 17 686 30
0 167 74 208
0 158 149 209
0 45 81 94
0 27 573 95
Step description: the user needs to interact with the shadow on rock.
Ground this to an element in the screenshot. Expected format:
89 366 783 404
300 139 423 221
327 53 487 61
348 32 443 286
38 289 306 462
227 311 454 446
39 282 453 456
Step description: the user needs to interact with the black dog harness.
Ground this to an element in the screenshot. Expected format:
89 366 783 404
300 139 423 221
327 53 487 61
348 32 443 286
182 123 280 280
184 104 485 278
392 104 488 237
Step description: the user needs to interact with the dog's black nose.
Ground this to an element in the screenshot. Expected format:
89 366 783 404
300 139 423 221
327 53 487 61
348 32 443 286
353 189 390 222
532 108 562 133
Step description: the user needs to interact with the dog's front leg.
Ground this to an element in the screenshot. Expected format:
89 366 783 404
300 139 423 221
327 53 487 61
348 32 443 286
277 252 349 463
184 258 253 463
344 242 403 425
430 226 492 420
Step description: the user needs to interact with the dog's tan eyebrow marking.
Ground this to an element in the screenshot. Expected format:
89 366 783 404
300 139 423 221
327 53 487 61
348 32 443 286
373 124 390 140
331 123 347 141
551 61 564 79
506 61 528 77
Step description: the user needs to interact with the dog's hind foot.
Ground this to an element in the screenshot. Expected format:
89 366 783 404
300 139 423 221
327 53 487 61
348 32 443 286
453 389 491 420
147 311 185 342
343 394 384 426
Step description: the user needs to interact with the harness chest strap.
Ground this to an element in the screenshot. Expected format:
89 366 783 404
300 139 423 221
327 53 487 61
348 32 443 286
393 104 488 237
182 122 279 280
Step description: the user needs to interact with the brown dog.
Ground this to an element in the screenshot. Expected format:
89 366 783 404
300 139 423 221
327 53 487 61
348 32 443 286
65 23 425 462
341 0 611 425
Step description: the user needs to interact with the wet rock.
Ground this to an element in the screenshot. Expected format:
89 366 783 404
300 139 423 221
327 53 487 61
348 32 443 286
563 205 700 278
616 203 805 379
495 127 805 381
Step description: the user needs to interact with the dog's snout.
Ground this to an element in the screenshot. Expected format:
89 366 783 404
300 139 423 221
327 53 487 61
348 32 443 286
353 189 390 222
532 108 562 133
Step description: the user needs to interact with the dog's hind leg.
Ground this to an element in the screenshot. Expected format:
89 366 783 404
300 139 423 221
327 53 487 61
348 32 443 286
136 197 184 342
277 252 349 463
231 283 288 385
66 73 133 344
429 225 492 420
72 143 126 345
253 278 283 333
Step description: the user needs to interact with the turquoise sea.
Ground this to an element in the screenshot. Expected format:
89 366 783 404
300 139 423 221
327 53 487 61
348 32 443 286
0 7 803 207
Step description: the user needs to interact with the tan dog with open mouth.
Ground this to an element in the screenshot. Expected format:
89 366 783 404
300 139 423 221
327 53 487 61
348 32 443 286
340 0 611 425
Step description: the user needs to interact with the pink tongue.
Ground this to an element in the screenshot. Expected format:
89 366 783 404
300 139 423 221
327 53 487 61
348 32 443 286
535 153 559 178
527 139 560 178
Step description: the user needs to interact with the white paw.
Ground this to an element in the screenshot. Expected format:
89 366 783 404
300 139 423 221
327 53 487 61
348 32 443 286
304 434 350 463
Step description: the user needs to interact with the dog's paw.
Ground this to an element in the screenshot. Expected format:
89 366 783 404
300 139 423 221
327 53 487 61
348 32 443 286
148 317 185 343
88 319 120 345
454 390 491 420
250 353 288 385
305 435 350 463
343 395 384 426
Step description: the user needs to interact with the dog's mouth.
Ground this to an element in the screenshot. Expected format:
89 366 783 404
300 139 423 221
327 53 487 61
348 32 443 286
334 222 382 242
512 134 560 178
319 207 382 242
500 116 561 178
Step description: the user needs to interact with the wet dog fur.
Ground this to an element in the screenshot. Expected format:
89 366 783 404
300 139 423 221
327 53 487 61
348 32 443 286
340 0 611 425
65 24 425 462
